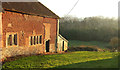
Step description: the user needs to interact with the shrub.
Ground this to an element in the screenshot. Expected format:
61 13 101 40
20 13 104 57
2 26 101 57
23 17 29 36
109 37 119 51
68 46 98 52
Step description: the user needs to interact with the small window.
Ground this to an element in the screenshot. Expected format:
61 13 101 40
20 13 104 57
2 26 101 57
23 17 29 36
34 36 36 45
14 34 17 45
8 35 12 46
36 36 39 44
29 35 42 46
7 33 18 46
30 36 33 45
39 35 42 44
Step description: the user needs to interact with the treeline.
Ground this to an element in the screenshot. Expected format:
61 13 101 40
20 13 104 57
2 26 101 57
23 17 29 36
59 16 118 42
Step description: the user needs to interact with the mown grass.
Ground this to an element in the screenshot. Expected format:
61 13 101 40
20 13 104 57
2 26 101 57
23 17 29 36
55 56 118 68
69 40 110 49
2 51 118 69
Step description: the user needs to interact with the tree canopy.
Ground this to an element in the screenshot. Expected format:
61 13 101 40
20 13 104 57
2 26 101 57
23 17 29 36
60 16 118 42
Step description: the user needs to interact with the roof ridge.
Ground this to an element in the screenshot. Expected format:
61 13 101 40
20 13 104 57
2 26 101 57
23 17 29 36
2 2 60 19
37 2 60 18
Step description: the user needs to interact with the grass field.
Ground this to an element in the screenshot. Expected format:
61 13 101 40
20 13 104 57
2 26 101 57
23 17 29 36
2 51 118 69
69 40 110 49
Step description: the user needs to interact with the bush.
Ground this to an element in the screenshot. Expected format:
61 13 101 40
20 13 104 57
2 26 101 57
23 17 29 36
68 46 98 52
108 37 119 51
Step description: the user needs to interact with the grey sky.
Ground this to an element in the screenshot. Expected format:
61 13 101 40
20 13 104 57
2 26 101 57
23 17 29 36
0 0 119 18
39 0 119 18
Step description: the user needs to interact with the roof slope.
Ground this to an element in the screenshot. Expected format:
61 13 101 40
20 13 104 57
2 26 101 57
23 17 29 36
2 2 60 19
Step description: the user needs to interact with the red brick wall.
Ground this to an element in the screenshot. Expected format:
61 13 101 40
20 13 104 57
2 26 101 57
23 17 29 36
2 11 57 54
44 18 57 43
0 12 2 48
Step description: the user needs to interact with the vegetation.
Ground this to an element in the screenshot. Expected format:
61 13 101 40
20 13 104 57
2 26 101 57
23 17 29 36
60 16 118 42
2 51 118 69
68 46 98 51
60 16 119 51
109 37 119 49
55 56 118 68
69 40 110 49
2 16 119 69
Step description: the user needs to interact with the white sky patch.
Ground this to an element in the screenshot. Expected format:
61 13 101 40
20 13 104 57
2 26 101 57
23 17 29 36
39 0 119 18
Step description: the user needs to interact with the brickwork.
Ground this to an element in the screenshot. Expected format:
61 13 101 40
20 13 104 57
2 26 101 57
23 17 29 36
0 12 2 48
1 11 58 60
0 12 2 61
2 45 44 59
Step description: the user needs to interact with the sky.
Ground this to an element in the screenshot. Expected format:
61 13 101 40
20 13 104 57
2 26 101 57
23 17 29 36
39 0 119 18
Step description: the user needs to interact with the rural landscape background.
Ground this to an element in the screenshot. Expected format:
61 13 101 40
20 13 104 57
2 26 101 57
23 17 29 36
60 16 118 50
1 0 119 69
2 16 119 69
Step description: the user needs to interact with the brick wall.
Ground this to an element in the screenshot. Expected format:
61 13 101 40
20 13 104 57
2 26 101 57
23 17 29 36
0 12 2 48
1 11 58 60
2 11 45 47
2 45 44 59
0 12 2 61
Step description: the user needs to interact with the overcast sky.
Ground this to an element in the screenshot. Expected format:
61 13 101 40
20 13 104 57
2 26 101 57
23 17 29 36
39 0 119 18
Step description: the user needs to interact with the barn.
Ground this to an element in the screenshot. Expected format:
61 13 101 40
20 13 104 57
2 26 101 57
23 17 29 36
0 1 68 60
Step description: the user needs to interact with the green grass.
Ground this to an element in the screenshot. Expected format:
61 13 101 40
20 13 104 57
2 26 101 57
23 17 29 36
55 56 118 68
69 40 110 49
2 51 118 69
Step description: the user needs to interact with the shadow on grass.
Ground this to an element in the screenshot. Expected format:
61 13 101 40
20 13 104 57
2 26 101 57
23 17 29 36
2 56 119 70
50 56 119 70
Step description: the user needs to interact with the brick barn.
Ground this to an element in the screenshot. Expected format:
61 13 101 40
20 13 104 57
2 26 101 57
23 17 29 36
0 1 68 60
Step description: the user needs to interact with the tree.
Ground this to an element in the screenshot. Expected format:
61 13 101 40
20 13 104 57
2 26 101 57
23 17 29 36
109 37 119 50
60 16 118 42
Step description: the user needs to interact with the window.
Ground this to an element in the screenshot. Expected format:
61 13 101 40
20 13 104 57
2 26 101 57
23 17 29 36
29 35 42 46
7 33 18 46
8 35 12 46
36 36 39 44
34 36 36 45
39 35 42 44
30 36 33 45
14 34 17 45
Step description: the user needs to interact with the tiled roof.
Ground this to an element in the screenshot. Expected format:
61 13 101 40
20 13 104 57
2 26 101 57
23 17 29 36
2 2 60 19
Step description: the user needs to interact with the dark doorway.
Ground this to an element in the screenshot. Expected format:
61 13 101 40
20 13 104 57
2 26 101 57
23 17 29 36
62 41 64 51
46 40 50 52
